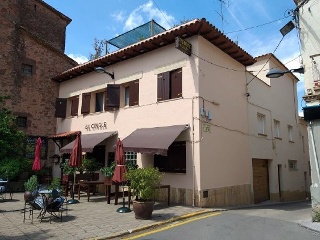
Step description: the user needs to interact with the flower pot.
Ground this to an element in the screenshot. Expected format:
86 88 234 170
132 200 154 220
104 177 113 185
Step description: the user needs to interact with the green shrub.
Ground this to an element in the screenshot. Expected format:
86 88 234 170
124 167 163 201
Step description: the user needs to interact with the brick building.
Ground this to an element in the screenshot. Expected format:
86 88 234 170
0 0 77 166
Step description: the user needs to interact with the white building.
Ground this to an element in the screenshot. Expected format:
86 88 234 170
293 0 320 210
51 19 310 207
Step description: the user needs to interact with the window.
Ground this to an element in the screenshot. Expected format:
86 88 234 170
81 93 91 114
154 141 186 173
22 64 33 76
70 96 79 116
157 68 182 101
288 160 298 170
16 116 27 128
123 80 139 107
288 125 293 142
95 92 104 112
273 120 280 138
125 152 137 166
257 113 266 135
55 98 67 118
125 87 130 106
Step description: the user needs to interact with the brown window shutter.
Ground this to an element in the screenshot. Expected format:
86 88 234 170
104 88 108 111
157 72 170 101
71 96 79 116
129 80 139 106
106 84 120 110
81 93 91 114
157 73 163 101
162 72 170 100
170 68 182 99
55 98 67 118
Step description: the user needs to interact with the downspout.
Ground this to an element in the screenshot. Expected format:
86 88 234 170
192 97 196 206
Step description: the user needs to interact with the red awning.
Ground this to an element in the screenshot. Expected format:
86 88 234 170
60 131 117 153
122 125 189 156
48 131 80 139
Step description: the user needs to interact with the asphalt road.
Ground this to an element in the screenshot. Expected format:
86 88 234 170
121 202 320 240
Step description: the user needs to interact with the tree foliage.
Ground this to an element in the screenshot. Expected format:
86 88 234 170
0 95 29 179
88 37 106 60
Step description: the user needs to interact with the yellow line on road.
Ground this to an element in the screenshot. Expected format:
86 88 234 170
123 212 221 240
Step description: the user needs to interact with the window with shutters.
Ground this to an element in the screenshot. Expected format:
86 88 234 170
95 92 104 112
157 68 182 102
105 84 120 111
55 98 67 118
70 96 79 117
122 80 139 107
81 93 91 115
154 141 186 173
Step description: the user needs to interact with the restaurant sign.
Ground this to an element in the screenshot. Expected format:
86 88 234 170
85 122 107 131
175 37 192 56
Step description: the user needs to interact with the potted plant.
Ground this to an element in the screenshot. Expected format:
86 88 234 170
24 175 38 202
124 167 163 220
100 161 116 185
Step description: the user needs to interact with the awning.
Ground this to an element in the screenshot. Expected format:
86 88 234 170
122 124 189 155
60 131 117 153
48 131 80 139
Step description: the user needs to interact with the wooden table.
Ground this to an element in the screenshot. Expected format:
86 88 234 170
77 181 104 202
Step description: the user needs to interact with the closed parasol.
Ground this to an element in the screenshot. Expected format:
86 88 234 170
113 138 131 213
32 137 42 171
68 132 82 204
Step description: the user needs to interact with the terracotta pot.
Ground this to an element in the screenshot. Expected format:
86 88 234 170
132 200 154 220
104 177 113 185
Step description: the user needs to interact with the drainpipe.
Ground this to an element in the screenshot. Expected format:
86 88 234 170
192 97 196 206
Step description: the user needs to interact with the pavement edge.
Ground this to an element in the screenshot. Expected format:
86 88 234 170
91 209 224 240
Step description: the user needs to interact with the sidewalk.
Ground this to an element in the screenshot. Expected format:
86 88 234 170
1 193 319 240
0 192 207 240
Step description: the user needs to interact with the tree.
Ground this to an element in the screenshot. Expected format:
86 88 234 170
0 95 30 180
88 37 106 60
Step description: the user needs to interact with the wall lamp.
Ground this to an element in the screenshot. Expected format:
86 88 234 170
94 67 114 79
266 67 304 78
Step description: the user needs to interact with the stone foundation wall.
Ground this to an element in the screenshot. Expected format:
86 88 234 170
155 184 252 207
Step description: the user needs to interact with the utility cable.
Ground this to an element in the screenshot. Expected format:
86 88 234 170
246 36 285 86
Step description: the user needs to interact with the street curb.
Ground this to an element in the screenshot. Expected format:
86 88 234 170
91 209 223 240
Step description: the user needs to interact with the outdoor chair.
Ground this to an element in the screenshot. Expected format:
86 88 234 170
39 189 67 223
23 192 43 223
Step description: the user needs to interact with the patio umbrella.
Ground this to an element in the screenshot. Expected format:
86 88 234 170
68 132 82 204
32 137 42 171
112 138 131 213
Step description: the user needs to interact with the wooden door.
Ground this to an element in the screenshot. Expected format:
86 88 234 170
252 159 270 204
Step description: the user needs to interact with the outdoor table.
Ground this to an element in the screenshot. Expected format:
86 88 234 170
0 180 8 200
77 180 104 202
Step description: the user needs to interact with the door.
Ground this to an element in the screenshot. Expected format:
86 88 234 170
252 159 270 203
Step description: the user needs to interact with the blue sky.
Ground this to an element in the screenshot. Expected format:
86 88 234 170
44 0 305 114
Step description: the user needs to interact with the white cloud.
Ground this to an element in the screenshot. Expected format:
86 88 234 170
68 54 88 64
123 1 175 31
112 10 126 22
